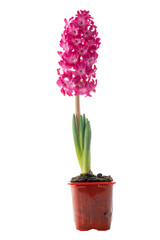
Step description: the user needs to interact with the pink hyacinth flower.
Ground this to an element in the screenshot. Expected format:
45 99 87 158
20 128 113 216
57 10 101 97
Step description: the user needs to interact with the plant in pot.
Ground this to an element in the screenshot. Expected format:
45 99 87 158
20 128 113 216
57 10 115 231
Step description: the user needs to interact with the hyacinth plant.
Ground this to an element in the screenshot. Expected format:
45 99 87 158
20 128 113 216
57 10 101 174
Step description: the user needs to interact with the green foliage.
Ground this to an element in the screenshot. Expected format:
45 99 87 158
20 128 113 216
72 114 91 173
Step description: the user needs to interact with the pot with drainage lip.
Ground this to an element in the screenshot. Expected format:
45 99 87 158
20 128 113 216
68 179 115 231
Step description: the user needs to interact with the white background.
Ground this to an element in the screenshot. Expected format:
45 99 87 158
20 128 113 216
0 0 160 239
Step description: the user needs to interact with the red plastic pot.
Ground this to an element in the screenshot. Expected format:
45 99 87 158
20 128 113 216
68 181 115 231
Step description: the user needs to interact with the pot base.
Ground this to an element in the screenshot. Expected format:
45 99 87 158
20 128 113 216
76 227 110 231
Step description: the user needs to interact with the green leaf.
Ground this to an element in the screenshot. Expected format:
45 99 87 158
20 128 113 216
72 114 82 168
72 114 92 174
81 121 91 173
82 114 85 130
84 121 91 152
79 115 84 152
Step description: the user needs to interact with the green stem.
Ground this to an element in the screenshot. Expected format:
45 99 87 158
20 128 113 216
75 96 80 130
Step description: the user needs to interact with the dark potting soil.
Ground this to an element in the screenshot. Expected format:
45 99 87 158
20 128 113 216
70 172 113 183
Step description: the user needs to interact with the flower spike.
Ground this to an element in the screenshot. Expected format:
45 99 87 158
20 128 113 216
57 10 101 97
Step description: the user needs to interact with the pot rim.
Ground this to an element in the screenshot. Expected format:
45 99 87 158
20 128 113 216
68 181 116 186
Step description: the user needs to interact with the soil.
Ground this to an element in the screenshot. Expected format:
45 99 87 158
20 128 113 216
70 172 113 183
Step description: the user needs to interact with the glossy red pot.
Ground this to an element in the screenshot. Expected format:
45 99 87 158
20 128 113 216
68 181 115 231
